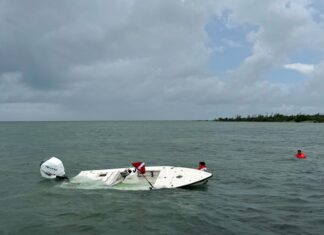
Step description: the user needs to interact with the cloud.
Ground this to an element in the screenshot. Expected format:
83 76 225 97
1 0 324 120
284 63 315 75
305 60 324 98
223 0 324 82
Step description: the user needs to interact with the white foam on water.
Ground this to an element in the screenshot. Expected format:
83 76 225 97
58 175 151 191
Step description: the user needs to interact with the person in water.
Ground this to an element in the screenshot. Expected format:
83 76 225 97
198 161 207 171
295 150 306 159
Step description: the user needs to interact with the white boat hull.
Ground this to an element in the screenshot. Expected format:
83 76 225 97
73 166 213 189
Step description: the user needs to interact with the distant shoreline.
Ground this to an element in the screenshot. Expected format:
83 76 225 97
215 113 324 123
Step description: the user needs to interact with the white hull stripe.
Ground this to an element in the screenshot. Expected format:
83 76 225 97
138 162 145 170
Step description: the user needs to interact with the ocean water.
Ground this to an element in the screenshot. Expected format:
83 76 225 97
0 121 323 235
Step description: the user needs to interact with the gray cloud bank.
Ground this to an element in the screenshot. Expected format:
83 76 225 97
1 0 324 120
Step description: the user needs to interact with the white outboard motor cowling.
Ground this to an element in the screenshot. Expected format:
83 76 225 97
40 157 67 180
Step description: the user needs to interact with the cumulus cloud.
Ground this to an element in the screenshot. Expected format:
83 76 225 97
224 0 324 81
284 63 315 75
1 0 324 120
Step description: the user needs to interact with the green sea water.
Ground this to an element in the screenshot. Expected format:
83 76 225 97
0 121 324 235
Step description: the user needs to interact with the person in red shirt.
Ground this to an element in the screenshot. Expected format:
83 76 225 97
198 161 207 171
295 149 306 159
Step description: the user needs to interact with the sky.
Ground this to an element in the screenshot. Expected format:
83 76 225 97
1 0 324 121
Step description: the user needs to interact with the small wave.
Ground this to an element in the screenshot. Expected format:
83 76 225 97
57 211 82 217
271 223 302 231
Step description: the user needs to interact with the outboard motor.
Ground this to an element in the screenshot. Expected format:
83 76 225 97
40 157 68 180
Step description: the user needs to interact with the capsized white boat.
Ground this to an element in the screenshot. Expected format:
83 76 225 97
40 157 213 190
75 166 212 189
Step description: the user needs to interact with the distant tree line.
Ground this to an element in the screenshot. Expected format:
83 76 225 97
215 113 324 123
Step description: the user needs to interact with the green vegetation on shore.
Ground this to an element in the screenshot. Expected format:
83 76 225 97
215 113 324 123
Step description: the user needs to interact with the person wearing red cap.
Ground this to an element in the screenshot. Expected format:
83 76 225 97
295 150 306 159
198 161 207 171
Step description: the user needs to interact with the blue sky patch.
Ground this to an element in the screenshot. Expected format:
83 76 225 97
264 67 308 84
288 48 323 64
204 13 257 73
